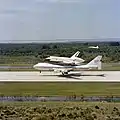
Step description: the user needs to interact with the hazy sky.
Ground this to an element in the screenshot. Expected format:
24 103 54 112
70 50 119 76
0 0 120 43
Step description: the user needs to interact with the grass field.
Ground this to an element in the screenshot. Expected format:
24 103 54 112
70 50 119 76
102 63 120 70
0 82 120 96
0 101 118 107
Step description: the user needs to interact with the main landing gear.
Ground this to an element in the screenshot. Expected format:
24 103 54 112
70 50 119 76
62 72 68 75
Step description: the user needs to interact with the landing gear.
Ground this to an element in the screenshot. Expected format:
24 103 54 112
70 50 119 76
62 72 68 75
39 71 41 73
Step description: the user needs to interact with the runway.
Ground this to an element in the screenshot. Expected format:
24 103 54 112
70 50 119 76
0 71 120 82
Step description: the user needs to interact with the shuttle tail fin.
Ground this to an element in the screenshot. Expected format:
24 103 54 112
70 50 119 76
71 51 80 58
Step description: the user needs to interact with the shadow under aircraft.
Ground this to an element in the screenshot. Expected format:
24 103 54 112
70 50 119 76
40 72 105 80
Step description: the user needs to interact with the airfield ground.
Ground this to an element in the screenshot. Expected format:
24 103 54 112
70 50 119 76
0 82 120 96
0 71 120 82
0 70 120 119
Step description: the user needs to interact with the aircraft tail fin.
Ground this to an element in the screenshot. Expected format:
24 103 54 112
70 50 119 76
87 55 102 70
71 51 80 58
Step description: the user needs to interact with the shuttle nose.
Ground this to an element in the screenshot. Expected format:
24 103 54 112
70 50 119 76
45 57 50 60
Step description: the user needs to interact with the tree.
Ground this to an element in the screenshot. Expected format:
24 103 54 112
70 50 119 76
109 42 119 46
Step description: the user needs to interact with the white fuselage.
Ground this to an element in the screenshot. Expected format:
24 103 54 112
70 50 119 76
33 63 98 71
45 56 84 65
33 63 63 71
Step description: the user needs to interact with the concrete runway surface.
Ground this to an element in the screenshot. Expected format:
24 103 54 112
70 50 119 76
0 71 120 82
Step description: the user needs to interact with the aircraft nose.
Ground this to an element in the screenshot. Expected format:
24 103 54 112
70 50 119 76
33 64 37 68
82 59 85 62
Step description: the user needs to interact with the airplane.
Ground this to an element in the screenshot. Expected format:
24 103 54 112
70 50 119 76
33 55 102 75
45 51 85 65
88 46 99 49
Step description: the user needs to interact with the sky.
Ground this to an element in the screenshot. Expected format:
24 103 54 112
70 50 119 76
0 0 120 43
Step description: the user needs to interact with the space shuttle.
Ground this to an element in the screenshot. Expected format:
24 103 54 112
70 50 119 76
45 51 85 65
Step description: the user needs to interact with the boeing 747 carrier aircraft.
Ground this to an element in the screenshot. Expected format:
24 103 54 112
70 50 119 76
33 55 102 75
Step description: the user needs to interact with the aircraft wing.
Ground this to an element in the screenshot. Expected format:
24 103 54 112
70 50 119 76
53 67 73 73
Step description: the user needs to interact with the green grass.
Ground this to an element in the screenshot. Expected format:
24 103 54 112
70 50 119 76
0 101 118 107
102 63 120 70
0 101 104 106
0 69 36 71
0 64 33 66
0 82 120 96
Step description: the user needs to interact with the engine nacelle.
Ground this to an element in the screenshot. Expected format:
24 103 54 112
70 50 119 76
54 69 68 73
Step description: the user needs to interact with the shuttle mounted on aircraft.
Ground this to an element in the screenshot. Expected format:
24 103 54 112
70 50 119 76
45 51 84 65
33 55 102 75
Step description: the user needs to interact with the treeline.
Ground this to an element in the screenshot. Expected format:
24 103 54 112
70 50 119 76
0 41 120 64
